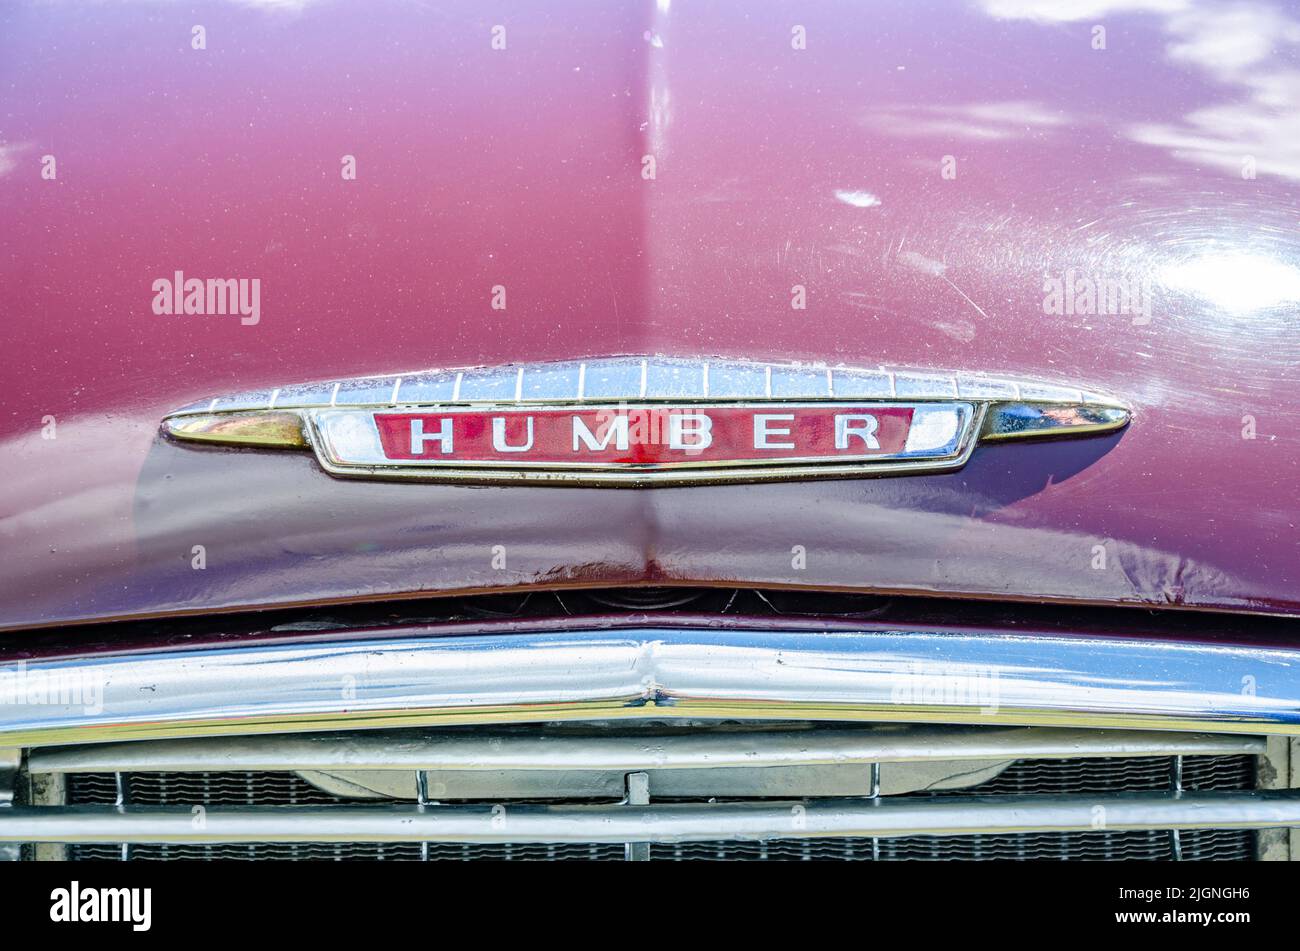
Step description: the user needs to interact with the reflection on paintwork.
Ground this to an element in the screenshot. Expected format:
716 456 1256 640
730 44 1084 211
1160 253 1300 314
835 190 882 208
0 0 1296 628
984 0 1300 181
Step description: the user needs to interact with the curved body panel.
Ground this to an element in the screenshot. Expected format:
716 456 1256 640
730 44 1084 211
1 0 1296 627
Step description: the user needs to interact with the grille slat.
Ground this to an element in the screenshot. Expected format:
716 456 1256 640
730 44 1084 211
62 754 1258 861
70 842 625 862
652 828 1252 862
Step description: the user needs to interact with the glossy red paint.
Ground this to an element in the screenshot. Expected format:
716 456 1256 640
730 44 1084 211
0 0 1297 629
371 405 915 465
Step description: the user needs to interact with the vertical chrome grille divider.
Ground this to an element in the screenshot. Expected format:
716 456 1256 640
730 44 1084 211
1170 755 1184 861
0 750 18 863
869 762 882 862
415 770 430 862
113 772 129 862
625 772 651 862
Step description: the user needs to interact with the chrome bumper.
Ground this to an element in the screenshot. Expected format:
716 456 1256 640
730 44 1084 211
4 625 1300 747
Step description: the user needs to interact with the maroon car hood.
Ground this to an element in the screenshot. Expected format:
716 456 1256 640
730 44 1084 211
2 0 1297 629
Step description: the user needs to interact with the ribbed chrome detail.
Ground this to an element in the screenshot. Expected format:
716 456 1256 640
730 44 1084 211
168 356 1125 414
161 356 1129 484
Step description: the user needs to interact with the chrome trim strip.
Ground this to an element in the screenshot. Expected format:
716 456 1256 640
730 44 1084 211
25 727 1266 774
6 791 1300 844
982 402 1130 441
3 627 1300 748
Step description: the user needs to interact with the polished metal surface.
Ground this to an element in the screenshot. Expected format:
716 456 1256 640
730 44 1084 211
6 791 1300 844
161 356 1128 485
165 357 1126 414
981 402 1131 441
25 726 1266 774
4 626 1300 748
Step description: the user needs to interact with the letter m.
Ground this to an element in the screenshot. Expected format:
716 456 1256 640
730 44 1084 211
573 415 629 451
100 889 130 922
206 278 238 315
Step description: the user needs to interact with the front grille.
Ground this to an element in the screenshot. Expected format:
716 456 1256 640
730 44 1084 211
68 772 350 807
942 750 1255 795
650 829 1253 861
62 754 1258 861
68 841 624 862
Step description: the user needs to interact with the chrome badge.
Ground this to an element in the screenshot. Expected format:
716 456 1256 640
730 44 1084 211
162 356 1130 486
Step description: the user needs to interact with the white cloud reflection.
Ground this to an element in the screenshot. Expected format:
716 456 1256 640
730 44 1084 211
1160 251 1300 313
864 100 1067 141
982 0 1189 21
834 189 882 208
980 0 1300 180
0 141 32 178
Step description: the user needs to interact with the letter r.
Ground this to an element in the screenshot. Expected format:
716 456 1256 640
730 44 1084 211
835 414 879 449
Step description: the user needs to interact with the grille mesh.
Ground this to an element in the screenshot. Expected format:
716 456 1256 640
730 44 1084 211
651 829 1253 861
70 841 623 862
63 754 1257 861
